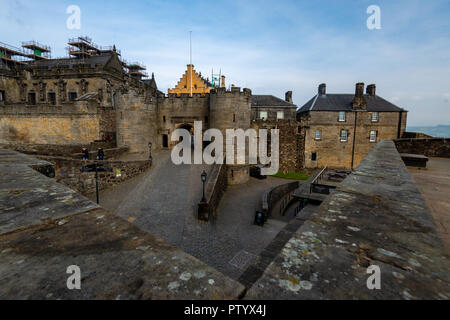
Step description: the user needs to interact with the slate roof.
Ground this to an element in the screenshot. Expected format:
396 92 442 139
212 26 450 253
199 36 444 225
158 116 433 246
252 95 297 108
298 93 405 113
31 53 113 69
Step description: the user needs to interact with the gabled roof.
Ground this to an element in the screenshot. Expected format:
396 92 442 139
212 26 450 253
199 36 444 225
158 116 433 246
252 95 297 108
298 94 405 113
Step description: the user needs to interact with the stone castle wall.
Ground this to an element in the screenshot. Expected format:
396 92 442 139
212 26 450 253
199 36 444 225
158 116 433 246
115 90 157 153
252 119 305 173
0 100 103 145
37 156 152 196
394 138 450 158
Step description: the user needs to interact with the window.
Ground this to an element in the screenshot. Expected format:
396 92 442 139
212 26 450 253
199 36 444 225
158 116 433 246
277 111 284 120
311 152 317 161
28 92 36 105
340 129 348 142
0 90 5 102
48 92 56 105
370 130 377 142
233 113 236 122
205 116 209 124
371 112 379 122
315 130 322 140
339 111 346 122
260 111 268 121
163 116 166 123
68 92 77 101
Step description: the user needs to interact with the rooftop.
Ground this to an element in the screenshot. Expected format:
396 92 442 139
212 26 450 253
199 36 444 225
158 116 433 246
298 94 406 113
252 95 297 108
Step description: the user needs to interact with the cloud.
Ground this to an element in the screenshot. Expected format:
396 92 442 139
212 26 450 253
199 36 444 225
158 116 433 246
1 0 449 126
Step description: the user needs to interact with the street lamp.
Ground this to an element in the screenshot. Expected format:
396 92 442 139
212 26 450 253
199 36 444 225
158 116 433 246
201 170 207 203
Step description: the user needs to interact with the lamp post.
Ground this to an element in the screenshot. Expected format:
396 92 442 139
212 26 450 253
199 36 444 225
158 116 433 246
201 170 207 203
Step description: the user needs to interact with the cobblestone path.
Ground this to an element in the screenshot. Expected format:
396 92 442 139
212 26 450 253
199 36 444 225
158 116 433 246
98 150 289 280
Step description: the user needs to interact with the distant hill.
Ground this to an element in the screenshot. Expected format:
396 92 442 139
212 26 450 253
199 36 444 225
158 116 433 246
406 125 450 138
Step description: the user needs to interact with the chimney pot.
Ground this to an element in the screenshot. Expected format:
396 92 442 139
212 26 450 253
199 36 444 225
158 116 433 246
285 91 293 103
366 84 376 96
318 83 326 95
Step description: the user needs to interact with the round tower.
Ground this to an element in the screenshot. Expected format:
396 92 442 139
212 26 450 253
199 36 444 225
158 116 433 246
210 87 252 185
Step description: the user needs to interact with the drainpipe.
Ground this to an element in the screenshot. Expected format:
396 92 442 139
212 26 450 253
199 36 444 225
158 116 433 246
397 111 403 139
351 111 357 169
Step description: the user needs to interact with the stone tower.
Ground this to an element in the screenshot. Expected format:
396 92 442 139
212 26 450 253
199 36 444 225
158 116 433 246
210 87 252 184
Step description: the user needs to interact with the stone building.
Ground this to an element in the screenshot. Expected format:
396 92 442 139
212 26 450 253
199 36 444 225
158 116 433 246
1 37 410 176
297 83 407 169
0 37 160 146
167 64 217 96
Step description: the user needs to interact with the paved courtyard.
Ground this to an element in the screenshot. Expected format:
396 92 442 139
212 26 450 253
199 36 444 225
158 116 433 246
408 157 450 252
95 150 291 280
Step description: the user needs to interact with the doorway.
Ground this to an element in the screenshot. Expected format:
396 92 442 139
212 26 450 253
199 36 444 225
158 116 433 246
162 134 169 148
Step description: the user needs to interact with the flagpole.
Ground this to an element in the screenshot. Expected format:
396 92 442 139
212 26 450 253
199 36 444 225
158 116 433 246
190 31 193 97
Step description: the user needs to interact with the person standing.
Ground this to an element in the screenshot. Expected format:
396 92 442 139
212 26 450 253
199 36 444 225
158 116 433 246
82 147 89 161
97 147 105 161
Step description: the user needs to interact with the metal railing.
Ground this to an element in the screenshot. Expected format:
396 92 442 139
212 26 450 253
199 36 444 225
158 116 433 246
310 166 327 194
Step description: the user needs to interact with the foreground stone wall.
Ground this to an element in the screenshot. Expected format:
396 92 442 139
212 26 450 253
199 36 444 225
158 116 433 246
247 140 450 299
37 156 152 195
0 142 120 157
0 149 244 299
394 138 450 158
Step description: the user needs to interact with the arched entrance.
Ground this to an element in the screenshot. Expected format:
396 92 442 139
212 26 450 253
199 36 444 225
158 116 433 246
173 123 195 149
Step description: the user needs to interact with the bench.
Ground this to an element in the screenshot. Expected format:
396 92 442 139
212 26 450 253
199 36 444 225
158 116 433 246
400 153 429 168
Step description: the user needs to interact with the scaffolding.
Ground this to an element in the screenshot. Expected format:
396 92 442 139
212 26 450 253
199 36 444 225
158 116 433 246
66 36 121 58
0 41 32 65
22 41 51 60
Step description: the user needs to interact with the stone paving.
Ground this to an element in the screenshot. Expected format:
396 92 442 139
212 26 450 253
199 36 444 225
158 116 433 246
408 158 450 253
97 150 290 280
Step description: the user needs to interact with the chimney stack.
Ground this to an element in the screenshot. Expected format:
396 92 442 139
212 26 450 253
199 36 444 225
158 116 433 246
366 84 376 96
352 82 367 109
318 83 326 95
285 91 293 103
355 82 364 97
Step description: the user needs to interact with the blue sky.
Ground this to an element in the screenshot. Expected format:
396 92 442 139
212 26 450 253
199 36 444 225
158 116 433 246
1 0 449 126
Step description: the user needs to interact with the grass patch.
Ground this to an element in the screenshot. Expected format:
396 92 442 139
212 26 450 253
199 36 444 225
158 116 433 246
271 172 310 181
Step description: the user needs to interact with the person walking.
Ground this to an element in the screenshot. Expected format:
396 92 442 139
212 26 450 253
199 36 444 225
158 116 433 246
82 147 89 161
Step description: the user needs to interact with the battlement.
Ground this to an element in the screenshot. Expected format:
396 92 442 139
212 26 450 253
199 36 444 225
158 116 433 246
210 87 252 96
